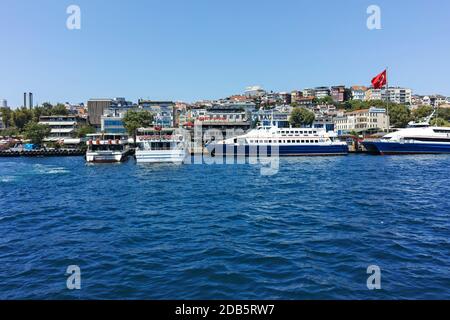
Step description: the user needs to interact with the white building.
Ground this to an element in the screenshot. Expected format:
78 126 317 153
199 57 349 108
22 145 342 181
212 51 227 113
39 115 86 143
384 87 412 104
334 107 389 133
0 99 7 108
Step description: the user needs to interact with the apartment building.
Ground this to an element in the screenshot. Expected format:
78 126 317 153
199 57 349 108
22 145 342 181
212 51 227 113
334 107 389 133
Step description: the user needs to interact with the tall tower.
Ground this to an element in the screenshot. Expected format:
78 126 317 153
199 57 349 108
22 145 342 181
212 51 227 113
24 92 27 108
29 93 33 109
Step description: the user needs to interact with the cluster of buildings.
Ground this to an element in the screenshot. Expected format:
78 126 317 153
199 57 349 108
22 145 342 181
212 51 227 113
1 84 450 142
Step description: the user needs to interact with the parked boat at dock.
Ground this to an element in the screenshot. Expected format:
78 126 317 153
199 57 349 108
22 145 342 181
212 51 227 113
363 127 450 155
135 128 186 164
86 133 130 163
206 126 349 156
363 110 450 155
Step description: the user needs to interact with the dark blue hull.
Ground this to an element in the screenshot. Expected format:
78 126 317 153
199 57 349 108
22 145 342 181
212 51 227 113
363 141 450 155
207 144 349 156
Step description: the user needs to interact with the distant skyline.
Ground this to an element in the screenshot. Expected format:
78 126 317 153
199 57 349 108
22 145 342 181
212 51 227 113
1 0 450 107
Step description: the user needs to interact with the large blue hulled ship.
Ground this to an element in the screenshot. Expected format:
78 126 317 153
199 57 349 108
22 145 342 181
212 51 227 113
363 109 450 155
206 126 349 156
363 126 450 155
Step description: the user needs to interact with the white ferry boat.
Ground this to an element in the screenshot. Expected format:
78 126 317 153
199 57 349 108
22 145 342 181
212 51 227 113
135 127 186 164
206 126 348 156
363 110 450 155
86 133 130 163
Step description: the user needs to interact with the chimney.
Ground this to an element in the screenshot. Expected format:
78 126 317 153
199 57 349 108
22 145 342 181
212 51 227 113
24 93 27 108
29 93 33 109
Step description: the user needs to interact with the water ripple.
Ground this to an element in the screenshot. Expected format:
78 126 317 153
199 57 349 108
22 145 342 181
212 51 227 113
0 155 449 299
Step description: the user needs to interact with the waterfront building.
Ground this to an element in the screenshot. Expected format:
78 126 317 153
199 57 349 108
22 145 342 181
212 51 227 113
195 105 251 138
101 109 127 134
351 86 368 101
215 100 257 113
334 107 389 134
87 99 115 129
39 115 87 144
312 104 341 132
314 87 331 100
138 100 175 128
331 86 346 103
254 108 291 128
87 98 132 129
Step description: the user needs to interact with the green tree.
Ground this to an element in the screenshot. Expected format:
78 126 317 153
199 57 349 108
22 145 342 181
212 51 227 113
123 109 154 141
437 107 450 121
0 107 13 128
23 122 51 145
289 107 315 127
430 117 450 127
50 104 69 116
412 105 433 121
0 127 20 137
76 125 96 138
389 104 411 128
11 107 33 130
317 96 334 105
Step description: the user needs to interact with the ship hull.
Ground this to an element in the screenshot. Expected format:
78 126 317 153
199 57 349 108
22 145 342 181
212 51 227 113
207 144 349 156
363 141 450 155
86 151 127 163
135 150 186 163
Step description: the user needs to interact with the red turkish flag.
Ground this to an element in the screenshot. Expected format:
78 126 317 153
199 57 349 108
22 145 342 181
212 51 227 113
371 70 387 89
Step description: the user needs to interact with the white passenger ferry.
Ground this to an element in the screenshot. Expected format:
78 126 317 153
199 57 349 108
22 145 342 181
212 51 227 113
86 133 130 163
135 127 186 164
207 126 348 156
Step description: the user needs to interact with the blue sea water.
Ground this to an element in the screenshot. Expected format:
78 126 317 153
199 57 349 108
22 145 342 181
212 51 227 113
0 155 449 300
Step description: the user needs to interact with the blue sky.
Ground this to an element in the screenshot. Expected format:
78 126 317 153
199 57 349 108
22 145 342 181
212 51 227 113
1 0 449 107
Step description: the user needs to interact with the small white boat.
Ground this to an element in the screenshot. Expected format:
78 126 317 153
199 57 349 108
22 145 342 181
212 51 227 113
135 127 186 164
86 133 130 163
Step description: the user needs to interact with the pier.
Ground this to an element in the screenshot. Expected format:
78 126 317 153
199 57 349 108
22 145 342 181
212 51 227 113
0 149 85 157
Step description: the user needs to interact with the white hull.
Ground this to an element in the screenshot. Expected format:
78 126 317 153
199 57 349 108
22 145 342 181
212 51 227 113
135 150 186 164
86 151 127 163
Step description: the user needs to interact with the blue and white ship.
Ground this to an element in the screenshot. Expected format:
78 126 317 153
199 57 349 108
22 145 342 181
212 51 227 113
207 126 348 156
363 110 450 155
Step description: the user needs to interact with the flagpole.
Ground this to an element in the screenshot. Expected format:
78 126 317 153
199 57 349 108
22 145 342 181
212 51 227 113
386 66 390 132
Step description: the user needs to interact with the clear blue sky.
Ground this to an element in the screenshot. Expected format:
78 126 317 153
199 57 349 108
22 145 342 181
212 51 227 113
1 0 449 107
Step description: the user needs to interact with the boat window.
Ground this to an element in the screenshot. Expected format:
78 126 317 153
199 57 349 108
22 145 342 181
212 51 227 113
315 140 319 143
